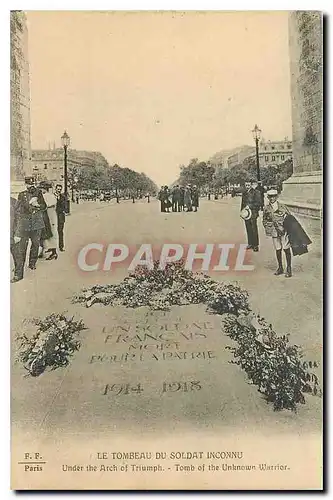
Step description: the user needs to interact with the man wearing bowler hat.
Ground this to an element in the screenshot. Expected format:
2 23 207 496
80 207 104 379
240 180 262 252
263 188 292 277
11 177 46 282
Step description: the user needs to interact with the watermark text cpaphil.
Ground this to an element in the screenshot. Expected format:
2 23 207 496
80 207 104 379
76 243 255 273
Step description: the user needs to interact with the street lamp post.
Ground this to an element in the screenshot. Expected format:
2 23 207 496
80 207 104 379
252 124 265 208
61 130 70 214
252 124 262 182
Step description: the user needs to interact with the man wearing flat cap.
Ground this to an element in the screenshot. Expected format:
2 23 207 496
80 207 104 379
11 177 46 282
262 189 292 277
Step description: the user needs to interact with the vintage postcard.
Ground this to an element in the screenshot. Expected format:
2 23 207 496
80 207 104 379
10 10 323 490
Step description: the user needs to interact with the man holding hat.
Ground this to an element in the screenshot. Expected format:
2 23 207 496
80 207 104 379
11 177 46 282
263 189 292 277
240 181 262 252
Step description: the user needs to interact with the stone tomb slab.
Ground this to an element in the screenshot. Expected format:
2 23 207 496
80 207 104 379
26 303 322 439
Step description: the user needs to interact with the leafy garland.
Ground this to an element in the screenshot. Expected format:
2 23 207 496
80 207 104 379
16 313 86 377
72 260 321 412
223 314 321 412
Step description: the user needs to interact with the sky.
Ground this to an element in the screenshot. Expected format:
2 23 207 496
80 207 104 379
26 11 292 186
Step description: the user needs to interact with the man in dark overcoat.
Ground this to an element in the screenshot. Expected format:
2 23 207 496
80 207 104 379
55 184 67 251
179 186 185 211
10 197 19 278
241 181 262 252
171 185 181 212
158 186 166 212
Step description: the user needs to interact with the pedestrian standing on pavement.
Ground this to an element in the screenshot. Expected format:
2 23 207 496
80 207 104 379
10 196 19 279
158 186 166 212
240 180 262 252
184 185 192 212
164 186 172 213
39 181 58 261
171 185 181 212
191 185 199 212
55 184 67 252
11 177 46 283
179 186 185 211
262 189 292 277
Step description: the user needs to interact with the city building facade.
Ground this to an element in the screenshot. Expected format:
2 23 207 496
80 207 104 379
31 146 109 184
209 139 293 185
209 145 255 170
10 10 32 195
258 138 293 167
227 145 256 168
209 150 233 170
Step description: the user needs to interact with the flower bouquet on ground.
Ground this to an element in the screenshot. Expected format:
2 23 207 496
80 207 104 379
206 282 250 316
16 313 86 377
72 260 251 314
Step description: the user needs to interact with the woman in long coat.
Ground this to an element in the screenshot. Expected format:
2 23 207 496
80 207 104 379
39 181 58 260
164 186 172 213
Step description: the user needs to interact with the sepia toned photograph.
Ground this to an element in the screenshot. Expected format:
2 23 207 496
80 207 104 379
10 10 323 490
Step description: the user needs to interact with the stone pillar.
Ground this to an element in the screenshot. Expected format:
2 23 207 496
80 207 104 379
10 11 32 197
280 11 323 219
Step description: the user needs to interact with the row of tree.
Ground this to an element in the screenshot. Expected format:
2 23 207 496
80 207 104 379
71 162 158 198
178 158 215 188
176 156 293 192
213 157 293 189
67 152 293 199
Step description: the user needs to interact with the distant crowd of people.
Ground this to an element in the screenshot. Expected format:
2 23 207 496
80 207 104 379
158 185 199 213
10 177 67 283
